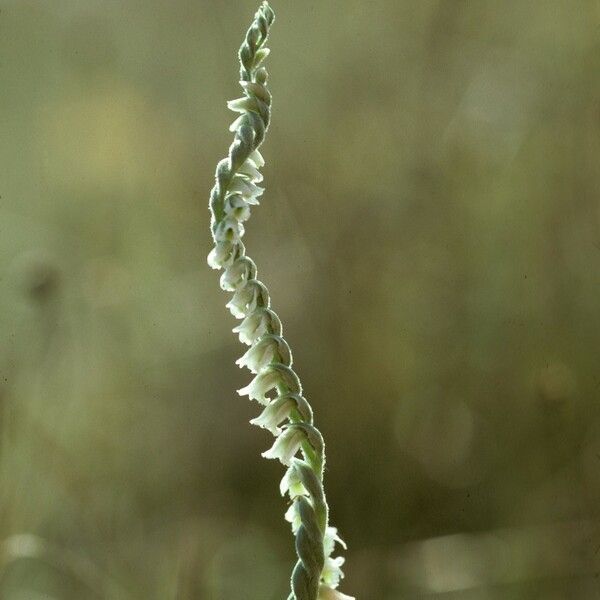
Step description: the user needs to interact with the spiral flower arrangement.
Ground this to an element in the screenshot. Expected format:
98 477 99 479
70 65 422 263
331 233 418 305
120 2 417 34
206 4 353 600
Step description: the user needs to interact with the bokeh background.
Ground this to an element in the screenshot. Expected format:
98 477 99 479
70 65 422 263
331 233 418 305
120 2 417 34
1 0 599 598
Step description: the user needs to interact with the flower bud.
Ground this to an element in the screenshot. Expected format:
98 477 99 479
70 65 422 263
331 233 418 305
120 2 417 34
252 47 270 69
255 67 268 85
227 96 259 114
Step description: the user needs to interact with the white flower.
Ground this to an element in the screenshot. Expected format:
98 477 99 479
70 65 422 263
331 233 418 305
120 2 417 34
226 280 269 318
246 148 264 169
236 334 291 373
228 174 264 203
214 217 245 243
220 257 256 291
261 426 306 466
323 527 347 557
321 556 346 589
319 527 348 589
318 585 355 600
250 394 296 435
284 500 301 533
224 193 252 222
279 464 308 498
238 159 263 183
237 364 301 404
232 307 282 345
207 241 243 270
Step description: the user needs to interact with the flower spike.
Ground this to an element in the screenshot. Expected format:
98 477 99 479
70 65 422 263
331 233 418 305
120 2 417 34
206 4 351 599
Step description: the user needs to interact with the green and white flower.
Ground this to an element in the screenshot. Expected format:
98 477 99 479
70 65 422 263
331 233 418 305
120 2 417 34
280 463 309 498
224 193 252 222
261 426 306 466
214 216 244 243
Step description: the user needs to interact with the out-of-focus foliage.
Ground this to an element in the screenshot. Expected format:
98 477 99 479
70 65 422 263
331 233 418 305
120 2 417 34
0 1 598 598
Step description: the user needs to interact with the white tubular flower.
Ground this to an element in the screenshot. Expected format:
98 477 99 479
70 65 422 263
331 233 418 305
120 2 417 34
324 527 347 557
261 426 306 466
247 148 265 168
237 364 301 404
232 307 282 345
228 174 264 203
321 526 348 589
214 217 245 243
227 96 260 114
226 279 269 318
220 257 257 291
207 241 244 270
280 464 308 498
318 585 355 600
250 393 294 434
224 193 252 222
236 334 292 373
250 392 312 435
238 159 263 182
285 500 302 533
321 556 345 589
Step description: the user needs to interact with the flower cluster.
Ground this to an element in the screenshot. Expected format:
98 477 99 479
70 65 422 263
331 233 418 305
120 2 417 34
206 4 352 600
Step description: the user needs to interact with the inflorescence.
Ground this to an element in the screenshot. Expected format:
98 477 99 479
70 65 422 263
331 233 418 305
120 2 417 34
206 4 353 600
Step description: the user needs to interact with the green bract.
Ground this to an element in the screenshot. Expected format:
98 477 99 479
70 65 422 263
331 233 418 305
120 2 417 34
206 4 352 599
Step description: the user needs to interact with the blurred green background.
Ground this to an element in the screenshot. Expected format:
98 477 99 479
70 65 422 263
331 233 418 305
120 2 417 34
1 1 599 598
